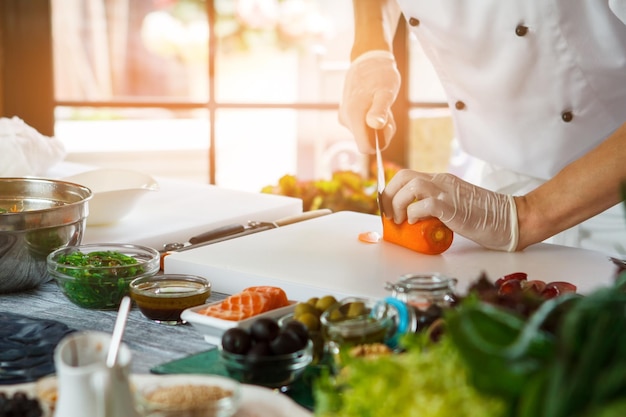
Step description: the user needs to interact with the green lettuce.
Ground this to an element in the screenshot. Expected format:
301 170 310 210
313 334 507 417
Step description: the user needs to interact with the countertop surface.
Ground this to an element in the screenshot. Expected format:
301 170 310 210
2 163 304 375
1 165 622 414
1 281 224 375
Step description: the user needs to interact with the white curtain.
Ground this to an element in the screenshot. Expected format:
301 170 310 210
51 0 129 100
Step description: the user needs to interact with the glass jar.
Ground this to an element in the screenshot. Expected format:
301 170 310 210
385 273 458 310
320 297 397 360
385 273 458 337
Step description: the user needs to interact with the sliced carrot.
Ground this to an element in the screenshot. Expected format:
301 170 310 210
358 231 382 243
382 216 453 255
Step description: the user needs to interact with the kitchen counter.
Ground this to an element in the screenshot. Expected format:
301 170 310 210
2 165 622 413
1 163 305 375
1 282 225 375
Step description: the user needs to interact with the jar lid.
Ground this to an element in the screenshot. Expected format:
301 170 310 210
385 273 457 294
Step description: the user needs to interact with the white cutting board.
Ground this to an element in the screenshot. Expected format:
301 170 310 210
164 211 617 301
82 178 302 250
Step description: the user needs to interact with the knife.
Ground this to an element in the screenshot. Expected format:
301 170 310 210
162 208 332 254
373 129 386 217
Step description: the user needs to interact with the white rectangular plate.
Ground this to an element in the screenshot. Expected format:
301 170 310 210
181 300 297 345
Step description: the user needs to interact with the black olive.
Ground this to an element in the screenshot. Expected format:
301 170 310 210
270 330 303 355
250 317 280 342
246 340 272 360
283 320 309 345
417 304 444 331
221 327 252 354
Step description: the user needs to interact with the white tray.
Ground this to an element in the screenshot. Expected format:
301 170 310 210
181 300 297 345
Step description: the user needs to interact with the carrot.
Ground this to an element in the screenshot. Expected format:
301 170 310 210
382 216 453 255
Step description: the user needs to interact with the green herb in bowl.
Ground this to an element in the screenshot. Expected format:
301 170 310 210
47 244 160 310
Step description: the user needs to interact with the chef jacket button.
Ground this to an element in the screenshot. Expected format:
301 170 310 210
561 111 574 122
455 101 466 110
408 17 420 26
515 24 529 37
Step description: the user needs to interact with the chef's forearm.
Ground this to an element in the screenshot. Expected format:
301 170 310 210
351 0 403 61
515 123 626 250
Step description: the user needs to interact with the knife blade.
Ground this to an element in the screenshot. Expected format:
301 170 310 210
374 129 386 217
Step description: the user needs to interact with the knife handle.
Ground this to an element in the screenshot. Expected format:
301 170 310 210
189 224 246 245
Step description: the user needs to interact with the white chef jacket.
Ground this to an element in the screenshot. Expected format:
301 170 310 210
397 0 626 254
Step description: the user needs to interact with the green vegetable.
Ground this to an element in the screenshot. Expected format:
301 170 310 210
528 286 626 417
313 334 507 417
57 250 141 272
445 293 579 403
261 169 402 214
446 280 626 417
55 250 144 309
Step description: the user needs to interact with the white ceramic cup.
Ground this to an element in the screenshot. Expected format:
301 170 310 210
53 330 140 417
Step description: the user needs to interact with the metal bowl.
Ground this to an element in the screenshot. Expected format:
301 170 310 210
0 178 92 293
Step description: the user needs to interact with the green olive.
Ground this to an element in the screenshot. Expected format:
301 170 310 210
306 297 319 307
315 295 338 312
346 301 366 318
294 302 320 317
296 312 321 331
328 309 344 322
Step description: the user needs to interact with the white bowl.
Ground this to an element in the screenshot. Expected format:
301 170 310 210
63 169 159 225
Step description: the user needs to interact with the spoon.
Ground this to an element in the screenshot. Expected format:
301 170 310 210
106 296 131 368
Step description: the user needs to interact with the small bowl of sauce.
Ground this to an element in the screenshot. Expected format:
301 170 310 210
130 274 211 325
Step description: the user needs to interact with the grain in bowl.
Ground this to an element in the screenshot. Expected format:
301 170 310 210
137 375 241 417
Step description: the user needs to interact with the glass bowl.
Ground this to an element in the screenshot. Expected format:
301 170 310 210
320 297 397 357
46 243 160 309
219 339 313 390
136 374 241 417
130 274 211 325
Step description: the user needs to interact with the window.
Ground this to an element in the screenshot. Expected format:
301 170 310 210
2 0 453 192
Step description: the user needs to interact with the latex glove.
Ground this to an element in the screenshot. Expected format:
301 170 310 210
384 170 519 251
339 50 401 153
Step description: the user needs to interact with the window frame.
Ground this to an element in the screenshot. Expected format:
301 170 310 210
1 0 448 183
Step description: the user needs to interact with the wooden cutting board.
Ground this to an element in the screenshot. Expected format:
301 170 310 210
164 211 617 301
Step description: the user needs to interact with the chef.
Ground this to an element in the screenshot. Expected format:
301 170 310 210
340 0 626 254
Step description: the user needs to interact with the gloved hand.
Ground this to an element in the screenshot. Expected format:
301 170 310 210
383 170 519 251
339 50 401 153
